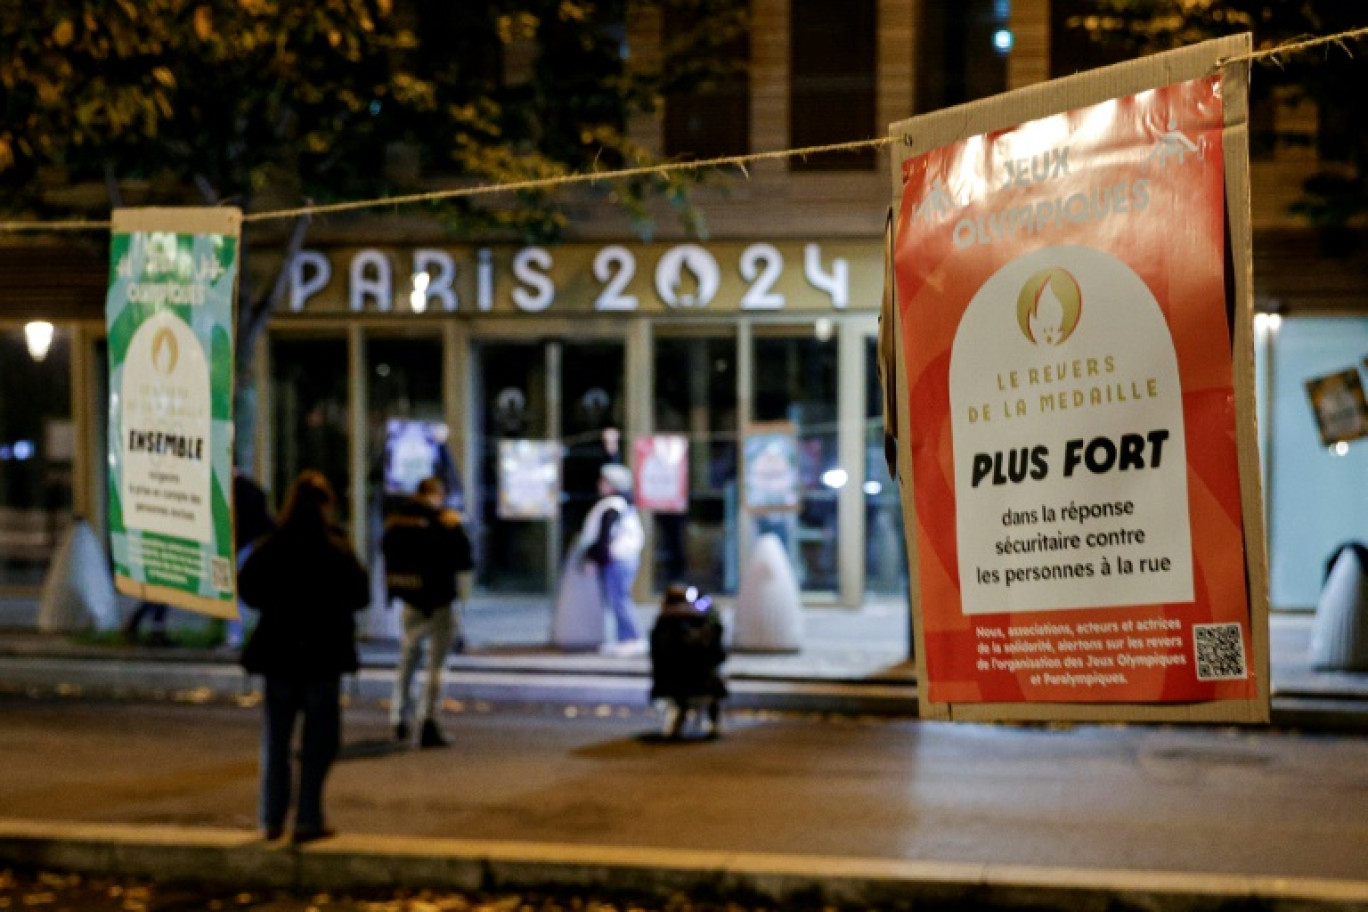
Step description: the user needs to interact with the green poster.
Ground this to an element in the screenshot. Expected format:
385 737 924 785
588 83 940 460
106 208 242 619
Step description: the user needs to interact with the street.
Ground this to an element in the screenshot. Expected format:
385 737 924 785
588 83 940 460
2 692 1366 881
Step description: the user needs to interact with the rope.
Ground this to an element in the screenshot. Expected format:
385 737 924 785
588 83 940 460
242 137 893 223
0 138 892 234
1218 25 1368 67
3 22 1368 234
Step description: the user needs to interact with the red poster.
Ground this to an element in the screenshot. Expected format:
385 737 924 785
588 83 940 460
634 434 689 513
895 76 1256 704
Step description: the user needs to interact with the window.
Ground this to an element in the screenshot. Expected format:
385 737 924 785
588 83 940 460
751 331 839 593
271 338 351 526
1257 317 1368 609
0 327 73 588
919 0 1008 112
653 335 737 594
664 0 751 160
790 0 877 170
864 338 908 596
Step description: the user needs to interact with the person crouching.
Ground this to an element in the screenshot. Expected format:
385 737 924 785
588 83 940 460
649 584 728 739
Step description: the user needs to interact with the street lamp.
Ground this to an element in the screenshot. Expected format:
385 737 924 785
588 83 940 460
24 321 54 362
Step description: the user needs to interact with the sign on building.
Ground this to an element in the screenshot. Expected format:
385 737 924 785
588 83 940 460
497 439 561 520
106 207 242 619
634 435 689 514
885 36 1270 723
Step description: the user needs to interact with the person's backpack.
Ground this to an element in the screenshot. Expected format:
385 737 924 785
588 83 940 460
586 496 644 566
382 508 470 611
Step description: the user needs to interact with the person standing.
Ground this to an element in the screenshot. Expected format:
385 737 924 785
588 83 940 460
578 463 645 655
382 475 473 748
237 471 370 845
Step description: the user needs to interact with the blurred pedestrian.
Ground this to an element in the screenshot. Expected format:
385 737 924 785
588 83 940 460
577 463 645 655
237 470 370 845
382 475 473 748
226 468 277 649
649 584 728 739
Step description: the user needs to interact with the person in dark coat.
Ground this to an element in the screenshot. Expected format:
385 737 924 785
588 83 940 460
238 470 370 845
649 584 728 739
382 475 473 748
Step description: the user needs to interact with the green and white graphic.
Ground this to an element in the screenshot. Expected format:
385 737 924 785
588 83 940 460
106 208 242 619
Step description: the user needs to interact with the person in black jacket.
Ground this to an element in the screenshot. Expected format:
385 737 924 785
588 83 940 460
650 584 728 739
238 470 370 845
382 475 473 748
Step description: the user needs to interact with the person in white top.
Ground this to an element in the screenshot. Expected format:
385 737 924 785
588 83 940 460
578 463 646 655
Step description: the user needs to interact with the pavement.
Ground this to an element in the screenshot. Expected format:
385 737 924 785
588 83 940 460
1 593 1367 910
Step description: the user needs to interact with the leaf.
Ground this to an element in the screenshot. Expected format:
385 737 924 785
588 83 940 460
52 19 75 46
193 5 212 41
151 66 176 87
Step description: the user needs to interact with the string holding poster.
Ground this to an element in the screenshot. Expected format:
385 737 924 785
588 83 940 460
887 37 1269 723
106 207 242 619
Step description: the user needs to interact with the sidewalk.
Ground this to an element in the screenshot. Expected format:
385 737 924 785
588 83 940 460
3 595 1368 911
2 593 1367 727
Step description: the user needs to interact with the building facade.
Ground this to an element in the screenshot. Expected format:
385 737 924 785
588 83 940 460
2 0 1363 623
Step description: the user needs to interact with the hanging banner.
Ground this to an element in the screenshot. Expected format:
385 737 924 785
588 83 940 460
497 439 561 520
887 37 1269 723
106 207 242 619
744 423 801 514
634 434 689 513
1304 368 1368 447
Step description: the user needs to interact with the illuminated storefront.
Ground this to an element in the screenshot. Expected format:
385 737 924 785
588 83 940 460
260 238 906 605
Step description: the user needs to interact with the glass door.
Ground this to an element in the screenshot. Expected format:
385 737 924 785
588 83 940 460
652 333 737 594
864 336 909 596
559 341 626 555
473 341 549 592
750 328 840 594
472 338 625 595
270 336 350 525
362 334 445 635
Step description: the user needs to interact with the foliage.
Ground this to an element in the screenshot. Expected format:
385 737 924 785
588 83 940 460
0 0 747 463
0 0 746 235
1062 0 1368 231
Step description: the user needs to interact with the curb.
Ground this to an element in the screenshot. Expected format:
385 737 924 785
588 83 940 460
1 819 1366 912
8 655 1368 728
0 655 922 717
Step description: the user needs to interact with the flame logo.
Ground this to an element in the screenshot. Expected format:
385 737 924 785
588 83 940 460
150 327 179 375
655 244 720 309
1017 267 1081 346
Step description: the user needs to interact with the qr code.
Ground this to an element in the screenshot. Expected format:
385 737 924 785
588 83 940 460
210 557 233 592
1193 623 1248 681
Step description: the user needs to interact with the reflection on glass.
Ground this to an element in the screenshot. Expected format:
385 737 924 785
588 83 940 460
475 342 549 592
865 337 909 596
752 333 838 593
0 328 73 587
560 342 625 552
365 336 444 624
653 337 737 594
271 338 350 524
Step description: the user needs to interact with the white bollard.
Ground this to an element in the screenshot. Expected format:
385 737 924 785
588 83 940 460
1310 545 1368 672
552 542 605 650
37 520 119 633
733 532 803 652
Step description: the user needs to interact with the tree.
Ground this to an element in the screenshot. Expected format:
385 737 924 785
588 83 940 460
0 0 746 468
1061 1 1368 245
